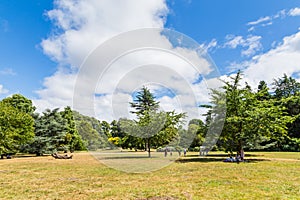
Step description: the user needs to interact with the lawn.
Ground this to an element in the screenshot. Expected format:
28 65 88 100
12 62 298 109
0 151 299 200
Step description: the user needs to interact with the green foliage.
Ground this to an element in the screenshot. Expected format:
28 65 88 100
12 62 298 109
130 86 159 118
206 71 295 154
73 111 109 150
60 107 85 151
0 101 34 155
124 87 185 157
29 108 68 155
273 74 300 98
2 94 36 115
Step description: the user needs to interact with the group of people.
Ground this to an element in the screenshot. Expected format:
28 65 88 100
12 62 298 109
164 147 187 157
224 149 245 163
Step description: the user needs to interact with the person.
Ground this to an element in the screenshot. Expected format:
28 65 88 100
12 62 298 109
183 148 187 157
223 156 234 162
164 147 168 157
236 151 241 164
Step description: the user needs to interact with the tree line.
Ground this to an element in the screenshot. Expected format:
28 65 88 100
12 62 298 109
0 72 299 158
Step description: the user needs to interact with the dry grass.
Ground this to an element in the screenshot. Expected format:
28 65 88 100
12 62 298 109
0 151 299 200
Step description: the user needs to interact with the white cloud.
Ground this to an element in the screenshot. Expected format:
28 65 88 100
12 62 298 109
246 9 288 31
33 69 77 112
288 7 300 16
274 9 287 19
224 35 262 57
0 84 8 95
36 0 219 123
199 38 218 52
224 35 244 49
41 0 169 67
243 31 300 88
247 7 299 32
247 16 271 26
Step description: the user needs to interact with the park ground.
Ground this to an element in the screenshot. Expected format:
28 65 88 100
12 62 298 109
0 151 299 200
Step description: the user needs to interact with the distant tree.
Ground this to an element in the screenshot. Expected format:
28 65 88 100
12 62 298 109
73 111 109 150
188 119 206 149
273 74 300 98
123 86 185 157
0 101 34 157
257 80 271 100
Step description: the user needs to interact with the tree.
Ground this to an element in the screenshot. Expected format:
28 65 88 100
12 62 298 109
272 75 300 150
0 101 34 157
130 86 159 116
128 87 161 157
207 71 293 154
273 74 300 98
29 108 68 156
73 111 109 150
124 87 185 157
257 80 271 100
60 107 85 151
2 94 36 115
188 119 206 149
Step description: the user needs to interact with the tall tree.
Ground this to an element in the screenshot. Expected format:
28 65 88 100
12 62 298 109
272 75 300 150
124 86 185 157
129 87 160 157
207 71 293 154
0 102 34 157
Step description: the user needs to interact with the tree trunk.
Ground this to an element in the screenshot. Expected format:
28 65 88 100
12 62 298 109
144 139 147 151
147 138 151 158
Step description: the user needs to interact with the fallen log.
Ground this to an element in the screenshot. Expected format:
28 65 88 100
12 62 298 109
51 153 73 159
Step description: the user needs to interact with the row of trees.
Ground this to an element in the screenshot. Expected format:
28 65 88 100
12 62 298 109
0 72 299 158
0 94 88 157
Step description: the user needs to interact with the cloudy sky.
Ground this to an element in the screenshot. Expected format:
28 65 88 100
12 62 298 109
0 0 300 122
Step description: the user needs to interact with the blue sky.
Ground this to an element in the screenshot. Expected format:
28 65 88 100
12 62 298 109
0 0 300 120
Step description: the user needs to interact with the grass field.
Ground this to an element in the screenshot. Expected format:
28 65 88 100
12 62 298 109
0 151 299 200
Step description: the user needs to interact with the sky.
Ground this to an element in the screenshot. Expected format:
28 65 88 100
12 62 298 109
0 0 300 122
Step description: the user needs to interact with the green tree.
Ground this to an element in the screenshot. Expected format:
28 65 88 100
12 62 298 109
30 108 68 156
130 86 159 116
0 101 34 157
2 94 36 115
123 87 185 157
60 107 85 151
128 87 161 157
207 71 293 154
272 75 300 150
273 74 300 98
73 111 109 150
188 119 206 149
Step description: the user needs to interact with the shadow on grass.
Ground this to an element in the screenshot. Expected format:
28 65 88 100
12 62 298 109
96 156 174 160
176 157 270 163
185 153 263 158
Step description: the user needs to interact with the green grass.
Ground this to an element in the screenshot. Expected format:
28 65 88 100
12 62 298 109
0 151 299 200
